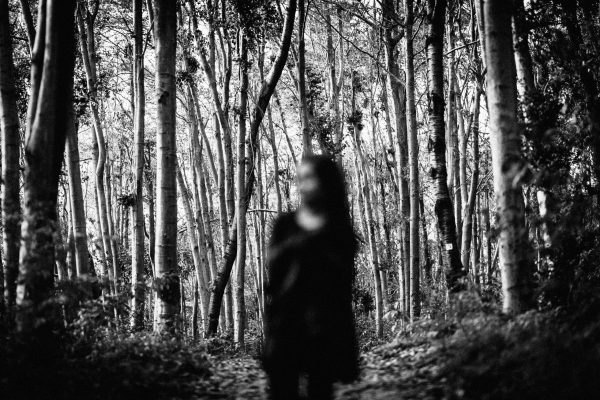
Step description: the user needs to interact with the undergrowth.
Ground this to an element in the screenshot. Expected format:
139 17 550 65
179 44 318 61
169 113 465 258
438 290 600 399
0 327 213 400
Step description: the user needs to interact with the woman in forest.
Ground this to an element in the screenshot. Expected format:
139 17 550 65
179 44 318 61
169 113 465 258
263 155 359 400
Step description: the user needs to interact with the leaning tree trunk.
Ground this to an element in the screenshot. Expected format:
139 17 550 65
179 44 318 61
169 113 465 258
77 7 116 291
484 0 532 314
426 0 464 293
131 0 146 330
205 0 297 337
0 0 22 323
153 0 180 333
16 0 76 335
176 165 209 329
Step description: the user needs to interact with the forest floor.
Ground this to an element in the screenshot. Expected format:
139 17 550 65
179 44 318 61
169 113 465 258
191 298 600 400
202 336 448 400
4 297 600 399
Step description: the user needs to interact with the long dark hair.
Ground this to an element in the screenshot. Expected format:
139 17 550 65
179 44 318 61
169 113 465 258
300 155 355 241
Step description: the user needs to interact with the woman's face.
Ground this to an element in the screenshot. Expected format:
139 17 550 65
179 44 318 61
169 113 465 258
298 163 321 206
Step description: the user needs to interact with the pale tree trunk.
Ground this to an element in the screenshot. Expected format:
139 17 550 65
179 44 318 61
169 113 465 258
185 81 215 303
234 33 248 346
206 0 297 337
188 0 234 226
461 87 482 271
353 155 383 338
351 75 383 338
484 0 532 313
66 110 89 276
177 165 209 330
106 159 120 285
274 90 297 166
326 4 343 163
383 0 410 311
145 153 156 270
153 0 180 333
55 221 69 282
405 0 420 321
0 0 22 323
77 4 115 291
297 0 312 156
16 0 76 335
213 113 229 255
131 0 146 330
267 106 282 214
426 0 464 292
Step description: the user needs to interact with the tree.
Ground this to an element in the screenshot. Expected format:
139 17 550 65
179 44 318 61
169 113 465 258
404 0 420 320
131 0 146 331
16 0 77 334
382 0 411 311
65 110 89 277
206 0 297 336
484 0 532 313
77 1 117 291
426 0 464 292
0 0 22 323
153 0 180 333
297 0 312 156
234 32 249 346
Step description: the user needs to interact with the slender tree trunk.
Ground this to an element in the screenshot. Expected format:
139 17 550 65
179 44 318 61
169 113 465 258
192 276 199 340
297 0 312 156
267 106 282 214
274 90 297 166
131 0 146 330
66 110 89 276
16 0 76 335
153 0 180 333
188 0 234 226
18 0 35 52
106 160 120 285
405 0 420 321
234 33 248 346
383 0 411 312
77 7 115 290
0 0 22 322
352 76 383 338
177 165 209 329
460 88 481 271
420 194 433 283
426 0 464 293
326 5 343 163
484 0 532 313
206 0 297 336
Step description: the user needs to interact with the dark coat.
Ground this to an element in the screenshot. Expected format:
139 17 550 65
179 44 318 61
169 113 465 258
262 212 359 383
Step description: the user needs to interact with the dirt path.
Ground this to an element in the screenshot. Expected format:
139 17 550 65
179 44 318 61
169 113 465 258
201 338 448 400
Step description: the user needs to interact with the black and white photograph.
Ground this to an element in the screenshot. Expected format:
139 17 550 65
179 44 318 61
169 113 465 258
1 0 599 398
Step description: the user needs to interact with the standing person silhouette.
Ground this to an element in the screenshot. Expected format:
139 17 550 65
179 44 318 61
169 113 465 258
263 155 359 400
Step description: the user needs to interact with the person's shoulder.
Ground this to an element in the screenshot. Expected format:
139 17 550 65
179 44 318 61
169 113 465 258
269 211 298 244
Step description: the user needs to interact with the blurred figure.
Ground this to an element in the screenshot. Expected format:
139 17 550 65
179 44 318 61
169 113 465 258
263 155 359 400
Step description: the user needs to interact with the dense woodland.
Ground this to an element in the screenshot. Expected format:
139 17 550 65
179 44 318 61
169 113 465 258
1 0 600 398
